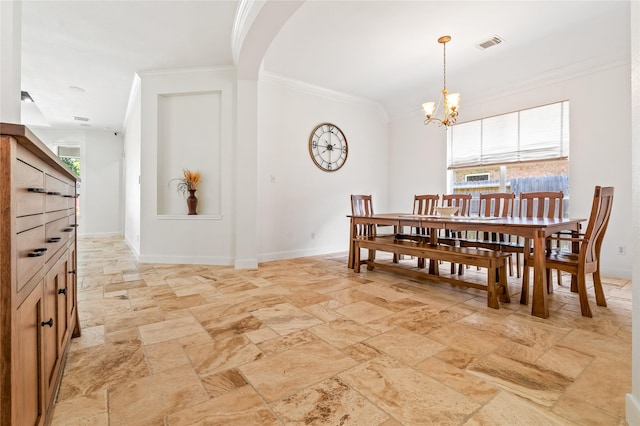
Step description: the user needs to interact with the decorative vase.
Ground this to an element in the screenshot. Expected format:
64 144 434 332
186 189 198 215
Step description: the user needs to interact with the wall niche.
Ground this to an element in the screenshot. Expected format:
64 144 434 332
156 91 222 217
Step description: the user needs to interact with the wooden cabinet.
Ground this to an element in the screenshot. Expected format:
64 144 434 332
1 123 80 426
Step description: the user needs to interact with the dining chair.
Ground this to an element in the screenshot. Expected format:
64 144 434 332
460 192 516 274
407 194 440 268
438 193 472 274
500 191 564 288
412 194 439 236
522 186 614 317
350 194 396 265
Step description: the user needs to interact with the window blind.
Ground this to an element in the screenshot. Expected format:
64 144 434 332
447 101 569 169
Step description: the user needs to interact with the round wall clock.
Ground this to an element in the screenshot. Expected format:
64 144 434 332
308 122 348 172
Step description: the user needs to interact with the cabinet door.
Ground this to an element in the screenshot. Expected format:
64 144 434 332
43 257 66 402
14 281 45 426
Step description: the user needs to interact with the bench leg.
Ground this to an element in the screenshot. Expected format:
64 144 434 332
498 263 511 303
486 267 499 309
367 249 376 271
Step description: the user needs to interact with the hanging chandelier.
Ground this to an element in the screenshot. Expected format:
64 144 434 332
422 35 460 127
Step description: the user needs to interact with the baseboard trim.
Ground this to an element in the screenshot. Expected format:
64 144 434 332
234 258 258 269
627 393 640 425
137 254 234 266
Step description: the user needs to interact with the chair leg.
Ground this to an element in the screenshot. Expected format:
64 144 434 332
556 270 562 286
546 268 554 294
593 270 607 307
576 272 593 318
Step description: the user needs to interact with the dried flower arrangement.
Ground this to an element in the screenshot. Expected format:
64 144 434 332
169 169 201 197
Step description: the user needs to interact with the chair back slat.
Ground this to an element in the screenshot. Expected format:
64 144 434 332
442 194 471 216
413 194 439 216
479 193 515 218
351 194 373 216
351 194 376 237
519 191 564 219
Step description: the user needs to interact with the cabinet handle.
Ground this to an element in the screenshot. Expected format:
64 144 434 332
69 270 76 275
70 224 79 227
58 288 67 295
47 237 62 243
41 318 54 327
27 187 46 193
47 191 62 195
62 228 74 232
63 194 75 198
28 248 48 257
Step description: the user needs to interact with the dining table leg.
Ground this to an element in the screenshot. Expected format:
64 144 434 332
428 230 439 275
348 218 355 269
531 228 550 318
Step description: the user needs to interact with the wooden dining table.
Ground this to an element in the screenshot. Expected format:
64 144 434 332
347 213 584 319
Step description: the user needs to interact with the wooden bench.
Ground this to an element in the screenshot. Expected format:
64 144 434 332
353 236 511 309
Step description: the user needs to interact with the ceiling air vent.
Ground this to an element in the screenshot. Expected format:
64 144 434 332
73 116 90 122
476 35 504 50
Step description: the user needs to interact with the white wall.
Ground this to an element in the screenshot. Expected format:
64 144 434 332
388 63 632 279
138 67 236 264
123 77 142 256
388 112 448 212
257 74 389 261
80 130 124 237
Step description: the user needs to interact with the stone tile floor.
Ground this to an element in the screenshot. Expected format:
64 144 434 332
51 237 632 425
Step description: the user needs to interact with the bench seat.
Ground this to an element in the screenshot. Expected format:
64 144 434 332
353 236 511 309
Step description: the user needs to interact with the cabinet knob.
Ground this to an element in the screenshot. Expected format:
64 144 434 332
58 288 68 295
41 318 54 327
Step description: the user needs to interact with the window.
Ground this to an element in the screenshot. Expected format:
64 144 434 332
447 101 570 216
57 145 80 215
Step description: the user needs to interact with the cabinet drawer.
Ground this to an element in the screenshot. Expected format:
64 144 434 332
17 226 46 293
45 217 74 262
64 193 77 209
45 175 68 212
15 159 45 217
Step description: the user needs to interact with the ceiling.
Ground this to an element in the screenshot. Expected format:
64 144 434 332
19 1 630 133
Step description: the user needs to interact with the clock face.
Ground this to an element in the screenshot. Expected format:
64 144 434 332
308 123 348 172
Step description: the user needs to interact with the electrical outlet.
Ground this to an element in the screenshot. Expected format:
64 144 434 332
311 232 315 239
617 246 626 255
